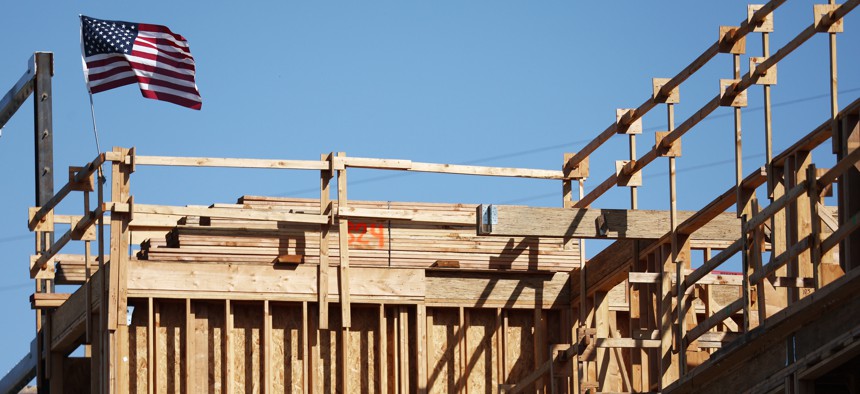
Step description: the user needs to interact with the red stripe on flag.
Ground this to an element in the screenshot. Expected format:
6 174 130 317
134 76 201 97
90 77 138 93
140 89 201 110
137 23 188 42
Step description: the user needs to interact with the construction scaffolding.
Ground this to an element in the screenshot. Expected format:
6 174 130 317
2 1 859 393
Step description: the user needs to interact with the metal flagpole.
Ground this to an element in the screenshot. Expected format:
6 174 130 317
80 15 102 157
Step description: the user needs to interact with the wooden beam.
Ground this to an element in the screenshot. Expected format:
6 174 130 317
29 293 69 309
127 261 426 303
104 202 329 225
123 155 328 170
479 205 740 241
338 206 473 225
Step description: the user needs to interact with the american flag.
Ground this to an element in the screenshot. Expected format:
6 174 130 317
80 15 202 110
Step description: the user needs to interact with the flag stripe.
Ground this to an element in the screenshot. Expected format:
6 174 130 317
130 49 196 72
137 32 191 52
90 76 138 93
141 90 202 109
134 40 194 62
138 23 189 44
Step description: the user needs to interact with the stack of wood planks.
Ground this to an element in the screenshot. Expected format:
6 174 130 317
138 196 581 271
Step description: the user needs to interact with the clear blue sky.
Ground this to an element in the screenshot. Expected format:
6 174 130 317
1 0 858 376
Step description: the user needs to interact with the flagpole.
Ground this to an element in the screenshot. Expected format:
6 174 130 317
80 15 103 158
87 92 102 156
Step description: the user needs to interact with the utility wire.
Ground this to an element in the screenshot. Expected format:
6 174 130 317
276 87 859 198
0 282 31 292
0 234 30 244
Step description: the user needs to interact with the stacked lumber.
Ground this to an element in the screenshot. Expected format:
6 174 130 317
139 196 580 271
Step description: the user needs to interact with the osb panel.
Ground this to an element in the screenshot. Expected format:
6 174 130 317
128 300 149 394
427 308 460 393
272 304 304 393
346 307 379 394
465 309 497 393
156 301 185 394
504 310 535 386
195 301 225 393
311 305 342 393
233 302 263 393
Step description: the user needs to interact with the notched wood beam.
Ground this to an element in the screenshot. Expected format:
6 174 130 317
478 205 740 241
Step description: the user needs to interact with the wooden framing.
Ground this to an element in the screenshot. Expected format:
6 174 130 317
5 1 860 392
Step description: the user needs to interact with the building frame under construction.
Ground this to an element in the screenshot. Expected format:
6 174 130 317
1 1 859 393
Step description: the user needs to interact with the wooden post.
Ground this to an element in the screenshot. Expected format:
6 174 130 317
770 164 789 310
108 147 132 393
263 300 272 394
399 306 410 393
379 304 387 393
319 154 332 330
302 301 310 394
185 298 195 393
147 298 154 394
417 304 427 393
787 151 813 302
336 152 352 328
838 113 860 271
659 244 678 389
807 165 823 289
595 291 611 392
225 300 234 394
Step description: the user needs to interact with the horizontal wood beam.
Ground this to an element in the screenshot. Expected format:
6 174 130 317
478 205 739 241
105 202 329 224
29 293 70 309
337 206 474 225
340 156 566 179
595 338 661 348
117 155 329 170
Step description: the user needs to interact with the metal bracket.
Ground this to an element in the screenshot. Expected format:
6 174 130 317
127 306 135 326
478 204 498 234
595 214 609 237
